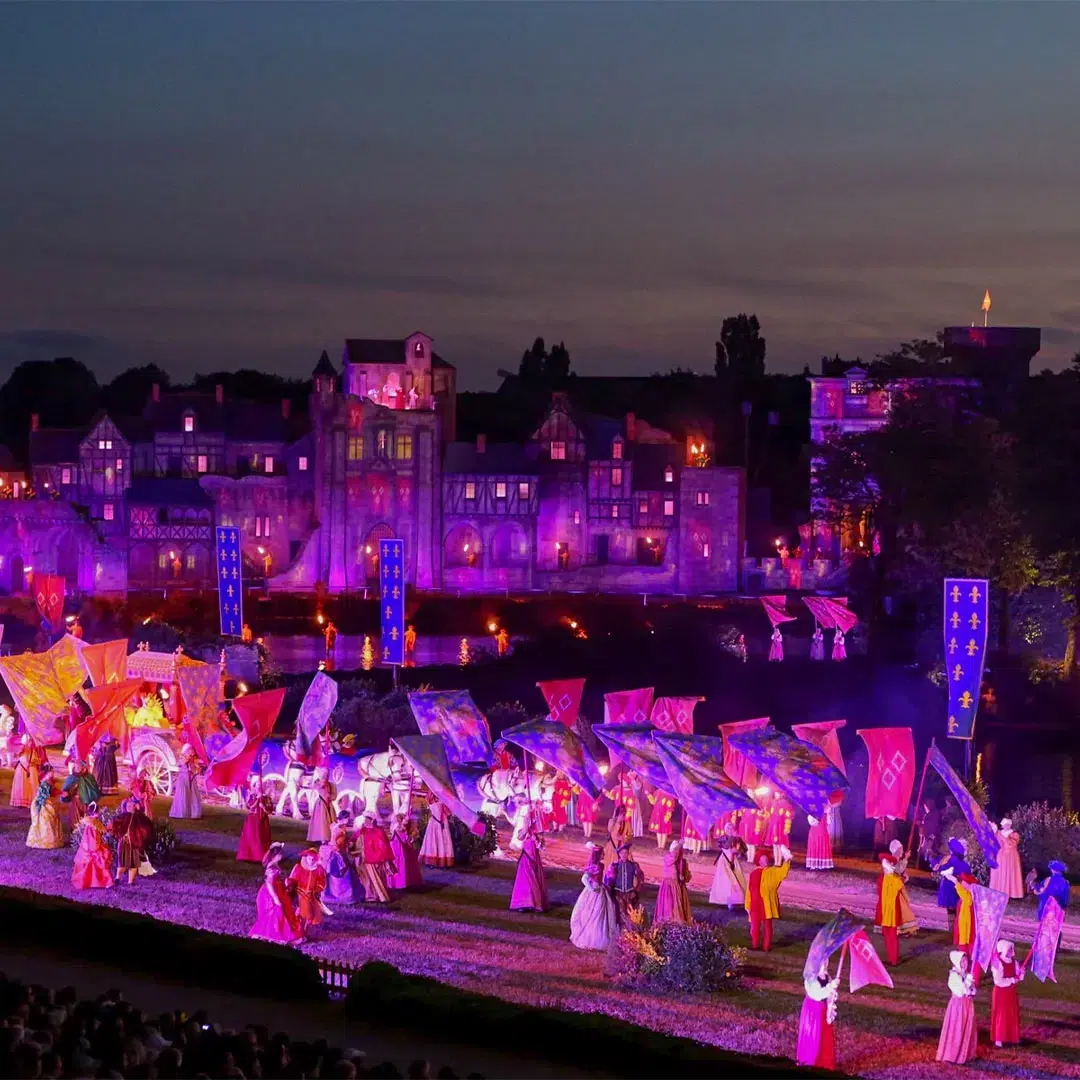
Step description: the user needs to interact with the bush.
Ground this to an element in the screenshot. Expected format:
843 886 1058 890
149 818 177 863
614 917 744 994
449 812 498 866
1007 802 1080 876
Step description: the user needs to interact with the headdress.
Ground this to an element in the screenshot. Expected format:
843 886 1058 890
1049 859 1067 874
889 839 903 858
669 840 682 854
1000 818 1013 832
336 810 351 823
949 950 968 972
996 939 1014 958
948 836 967 856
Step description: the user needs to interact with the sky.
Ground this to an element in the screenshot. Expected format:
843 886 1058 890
2 4 1080 390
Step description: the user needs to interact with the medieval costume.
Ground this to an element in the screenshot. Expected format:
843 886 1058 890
607 804 632 853
832 629 847 660
321 814 366 904
112 796 154 885
709 824 747 909
570 843 617 950
551 775 571 831
11 735 44 809
934 837 971 921
419 796 455 867
768 627 784 662
306 766 335 843
357 814 394 903
989 820 1024 900
1033 860 1070 919
493 740 515 771
989 939 1023 1047
92 735 119 794
745 847 791 952
250 844 303 944
510 829 548 912
936 950 978 1065
130 772 155 818
681 813 705 857
576 787 598 839
604 843 646 927
71 804 114 890
738 803 767 864
237 780 273 863
647 791 677 849
806 811 834 871
797 965 839 1069
275 741 304 818
875 843 915 966
61 761 102 830
169 743 202 819
387 815 424 890
654 840 693 924
943 868 976 955
765 793 793 864
27 767 66 850
809 625 825 661
0 704 16 768
288 848 330 936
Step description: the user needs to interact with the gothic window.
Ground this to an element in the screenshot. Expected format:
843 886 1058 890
639 498 648 513
611 504 619 518
664 499 675 516
116 457 123 472
103 503 114 521
414 341 425 358
61 468 71 485
395 434 413 461
848 381 867 396
465 482 476 500
611 467 623 487
550 440 566 461
612 438 623 460
573 510 581 525
299 456 309 471
197 455 208 474
264 455 275 474
696 491 710 506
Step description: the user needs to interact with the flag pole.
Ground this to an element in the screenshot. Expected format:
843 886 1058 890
905 738 935 864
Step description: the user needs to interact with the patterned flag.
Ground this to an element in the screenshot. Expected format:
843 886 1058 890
591 723 675 794
33 574 65 631
0 634 87 745
75 679 144 759
823 598 858 634
296 671 339 763
653 733 757 831
379 539 406 665
803 909 865 980
761 595 797 627
408 689 494 767
537 678 585 728
603 688 655 725
856 728 915 820
726 727 849 818
651 696 702 734
207 688 285 790
1026 897 1064 983
847 929 894 992
718 717 770 787
928 743 1000 869
501 719 604 799
971 883 1010 972
215 527 244 637
791 719 847 776
176 656 219 764
78 639 128 687
392 734 485 834
943 578 989 739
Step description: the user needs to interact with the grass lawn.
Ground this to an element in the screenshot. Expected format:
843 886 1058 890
1 776 1077 1079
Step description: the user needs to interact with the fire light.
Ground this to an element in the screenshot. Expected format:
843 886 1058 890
535 760 545 772
23 566 32 574
65 614 75 623
598 762 609 776
569 620 578 630
169 551 176 559
257 546 265 555
238 682 248 694
463 543 469 553
316 613 325 626
754 785 771 798
160 689 169 700
774 538 783 548
487 621 498 633
365 544 372 554
142 616 152 625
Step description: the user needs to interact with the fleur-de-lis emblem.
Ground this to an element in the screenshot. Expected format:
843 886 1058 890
952 664 963 682
969 584 981 603
950 585 961 603
950 612 961 629
966 639 979 657
948 637 958 654
969 612 980 630
959 690 974 709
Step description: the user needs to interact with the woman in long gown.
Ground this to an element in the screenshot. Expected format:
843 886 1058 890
61 761 101 830
249 843 303 944
130 770 155 818
805 811 834 870
10 735 42 809
71 804 114 889
797 963 839 1069
27 766 66 850
936 950 978 1064
169 744 203 819
990 939 1023 1047
357 814 393 903
237 778 273 863
509 828 548 912
92 735 119 794
112 796 154 885
576 787 598 840
306 766 335 843
419 795 454 868
321 815 366 904
570 843 616 950
989 820 1025 899
387 814 424 890
709 824 747 909
654 840 693 924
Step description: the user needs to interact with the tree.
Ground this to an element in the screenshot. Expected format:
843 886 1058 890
715 314 766 386
0 358 100 457
868 334 948 379
518 338 546 381
546 341 571 383
101 364 171 418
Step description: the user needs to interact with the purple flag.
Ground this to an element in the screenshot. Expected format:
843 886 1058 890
296 671 338 762
928 743 1000 869
970 883 1010 972
591 723 675 795
1025 897 1065 983
501 719 604 799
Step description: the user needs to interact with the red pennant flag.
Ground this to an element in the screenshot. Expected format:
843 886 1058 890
207 688 285 790
856 727 915 820
792 719 847 776
718 717 770 788
651 696 702 734
34 574 65 629
537 678 585 728
848 929 893 992
79 640 129 687
603 688 654 725
76 679 144 759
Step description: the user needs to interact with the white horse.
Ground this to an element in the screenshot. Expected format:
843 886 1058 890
353 748 415 819
478 767 552 849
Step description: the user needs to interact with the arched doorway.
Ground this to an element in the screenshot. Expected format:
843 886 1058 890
445 523 482 569
491 522 529 566
360 522 395 584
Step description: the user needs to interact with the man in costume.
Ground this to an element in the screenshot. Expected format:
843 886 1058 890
647 789 677 850
875 840 916 965
1033 859 1070 920
604 841 646 927
941 867 976 955
745 845 791 952
764 790 793 865
289 847 331 937
275 740 305 819
934 837 971 932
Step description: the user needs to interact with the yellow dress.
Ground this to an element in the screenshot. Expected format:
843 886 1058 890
27 782 66 850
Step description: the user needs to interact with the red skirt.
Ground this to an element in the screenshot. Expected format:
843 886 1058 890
991 984 1020 1045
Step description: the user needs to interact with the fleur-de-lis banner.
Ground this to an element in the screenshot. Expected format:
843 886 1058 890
943 578 989 740
379 539 406 665
216 527 244 636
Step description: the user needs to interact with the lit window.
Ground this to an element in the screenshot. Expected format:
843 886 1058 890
197 455 208 474
396 434 413 461
611 504 619 518
612 439 623 460
664 466 674 483
299 456 308 471
377 430 389 457
264 456 274 474
255 517 262 538
696 491 710 506
263 516 271 537
103 503 114 521
158 553 168 569
550 440 566 461
61 468 71 485
97 440 105 450
518 482 530 499
105 440 113 450
639 499 648 513
573 510 581 525
849 381 867 396
611 467 623 486
116 457 123 471
185 553 195 570
495 482 507 499
465 482 476 500
348 436 364 461
184 415 194 433
414 341 424 357
703 542 711 559
664 499 675 516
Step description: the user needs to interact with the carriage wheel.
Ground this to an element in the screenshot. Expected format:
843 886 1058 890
137 747 173 798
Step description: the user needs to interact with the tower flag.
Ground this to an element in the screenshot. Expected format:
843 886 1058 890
981 289 991 327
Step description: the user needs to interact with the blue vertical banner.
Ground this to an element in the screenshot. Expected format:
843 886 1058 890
216 526 244 637
379 538 406 666
943 577 989 740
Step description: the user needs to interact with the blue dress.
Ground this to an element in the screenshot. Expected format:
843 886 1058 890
169 763 202 819
321 844 366 905
936 855 970 908
1037 872 1070 920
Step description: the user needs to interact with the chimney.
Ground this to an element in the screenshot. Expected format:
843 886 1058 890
30 413 39 433
625 412 636 442
151 382 161 403
281 398 291 419
476 433 487 454
215 383 224 405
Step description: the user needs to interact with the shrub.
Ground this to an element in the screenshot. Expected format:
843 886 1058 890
449 812 498 866
614 917 744 994
1007 801 1080 875
149 818 177 863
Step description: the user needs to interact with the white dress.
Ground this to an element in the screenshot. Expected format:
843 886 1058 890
709 844 747 906
569 870 617 950
419 801 455 867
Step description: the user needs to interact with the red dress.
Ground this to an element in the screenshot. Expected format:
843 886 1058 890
237 794 273 862
288 863 328 928
551 778 571 826
738 806 766 847
576 790 598 823
72 818 114 889
649 793 677 835
991 959 1021 1045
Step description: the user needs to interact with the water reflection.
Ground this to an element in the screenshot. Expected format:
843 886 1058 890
262 633 523 674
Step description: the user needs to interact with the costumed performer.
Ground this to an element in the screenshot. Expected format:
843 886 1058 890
941 868 976 955
875 844 913 966
746 846 791 952
681 813 704 857
288 848 331 937
27 765 66 850
936 950 978 1064
321 812 366 904
604 842 646 928
112 795 154 885
306 765 335 843
809 625 825 661
576 785 598 839
250 843 303 944
551 773 571 832
10 734 43 809
654 840 693 924
570 842 616 950
169 743 203 819
92 734 119 794
796 961 839 1069
934 837 971 931
990 939 1023 1048
709 822 747 909
387 813 424 890
509 824 548 912
1033 860 1070 920
130 769 155 818
274 741 304 818
806 809 834 871
989 819 1024 900
738 800 766 865
61 760 101 830
647 789 677 850
0 704 16 768
237 776 273 863
419 793 454 868
768 627 784 662
357 812 394 903
607 802 631 853
71 803 114 890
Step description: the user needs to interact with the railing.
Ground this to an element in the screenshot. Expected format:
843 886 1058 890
316 958 361 999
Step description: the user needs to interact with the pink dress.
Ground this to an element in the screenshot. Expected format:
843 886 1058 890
654 851 693 923
249 867 302 944
796 983 836 1069
71 817 114 890
387 826 424 890
509 835 548 911
805 814 833 870
738 807 766 847
937 969 977 1064
768 629 784 662
989 831 1024 899
237 794 273 862
576 791 598 824
419 801 454 867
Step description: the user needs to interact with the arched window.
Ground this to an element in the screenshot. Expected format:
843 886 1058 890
445 524 483 569
491 522 529 566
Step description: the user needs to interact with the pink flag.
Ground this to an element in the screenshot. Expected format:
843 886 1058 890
856 727 915 820
651 696 702 734
537 678 585 728
803 596 838 629
1025 897 1064 982
603 688 654 726
718 717 770 788
847 929 893 992
761 595 797 628
75 679 144 759
791 719 847 777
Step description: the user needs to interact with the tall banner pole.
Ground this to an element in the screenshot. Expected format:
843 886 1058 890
905 737 935 864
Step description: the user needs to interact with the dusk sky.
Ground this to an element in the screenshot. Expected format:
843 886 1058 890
3 4 1080 389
